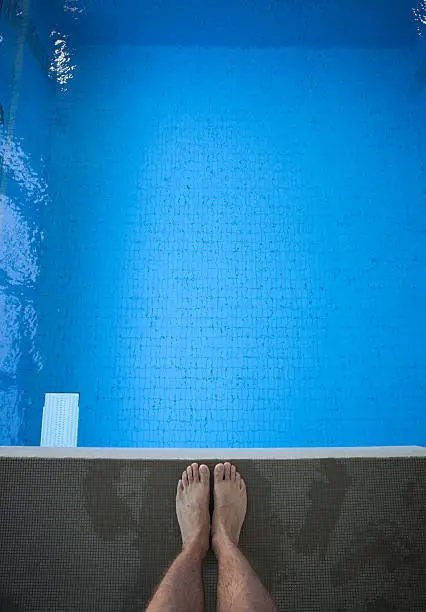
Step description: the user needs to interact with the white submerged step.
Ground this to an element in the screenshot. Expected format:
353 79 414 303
40 393 80 448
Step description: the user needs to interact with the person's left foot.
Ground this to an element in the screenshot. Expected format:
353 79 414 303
176 463 210 557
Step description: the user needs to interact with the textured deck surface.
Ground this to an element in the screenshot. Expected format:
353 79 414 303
0 457 425 611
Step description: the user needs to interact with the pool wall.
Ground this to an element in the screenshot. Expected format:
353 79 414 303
0 0 53 444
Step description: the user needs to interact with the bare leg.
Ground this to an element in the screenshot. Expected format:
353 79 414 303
146 463 210 612
212 463 277 612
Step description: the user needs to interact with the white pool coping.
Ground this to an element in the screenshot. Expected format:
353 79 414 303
0 446 424 459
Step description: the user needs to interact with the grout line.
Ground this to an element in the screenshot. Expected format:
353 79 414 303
0 446 424 459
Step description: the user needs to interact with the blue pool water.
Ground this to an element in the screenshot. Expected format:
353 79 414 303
1 0 426 447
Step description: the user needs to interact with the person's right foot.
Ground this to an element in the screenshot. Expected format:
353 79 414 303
212 462 247 549
176 463 210 557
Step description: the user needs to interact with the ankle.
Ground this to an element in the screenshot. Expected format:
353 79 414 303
182 532 209 560
212 531 237 557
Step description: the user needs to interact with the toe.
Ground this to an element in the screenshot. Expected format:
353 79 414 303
199 464 210 484
187 464 193 483
177 479 183 494
236 471 241 481
240 478 246 491
182 470 189 488
224 462 231 480
231 464 236 481
214 463 225 483
192 463 199 482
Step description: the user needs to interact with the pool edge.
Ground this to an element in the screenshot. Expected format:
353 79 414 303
0 446 425 459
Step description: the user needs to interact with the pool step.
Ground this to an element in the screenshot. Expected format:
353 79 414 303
40 393 79 447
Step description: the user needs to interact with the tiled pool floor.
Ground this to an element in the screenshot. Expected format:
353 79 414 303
1 2 426 448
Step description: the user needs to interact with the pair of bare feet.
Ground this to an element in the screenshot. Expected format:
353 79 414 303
176 462 247 557
148 462 276 612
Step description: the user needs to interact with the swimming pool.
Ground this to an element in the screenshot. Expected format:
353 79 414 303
1 0 426 448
